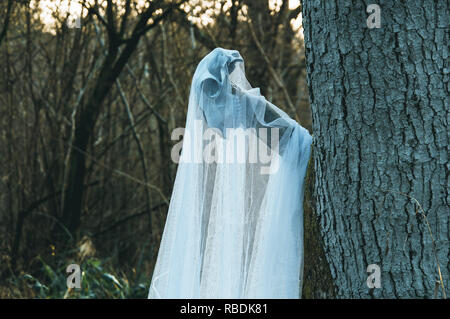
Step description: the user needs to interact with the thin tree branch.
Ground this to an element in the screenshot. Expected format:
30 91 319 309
173 7 217 50
248 21 300 122
0 0 14 48
93 202 167 238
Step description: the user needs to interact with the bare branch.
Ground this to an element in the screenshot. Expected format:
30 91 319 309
248 21 300 122
0 0 14 48
173 7 217 50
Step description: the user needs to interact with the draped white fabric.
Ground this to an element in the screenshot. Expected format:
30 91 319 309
148 48 312 299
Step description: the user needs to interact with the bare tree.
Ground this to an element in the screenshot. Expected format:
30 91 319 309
60 0 185 239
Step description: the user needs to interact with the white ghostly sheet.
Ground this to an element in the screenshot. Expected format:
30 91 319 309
148 48 312 299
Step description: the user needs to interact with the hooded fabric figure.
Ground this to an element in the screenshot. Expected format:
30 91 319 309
148 48 312 298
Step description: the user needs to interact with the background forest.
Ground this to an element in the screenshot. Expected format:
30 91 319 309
0 0 324 298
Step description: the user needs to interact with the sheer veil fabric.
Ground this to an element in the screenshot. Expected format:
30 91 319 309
148 48 312 299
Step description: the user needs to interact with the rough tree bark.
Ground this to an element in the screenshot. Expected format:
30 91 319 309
302 0 448 298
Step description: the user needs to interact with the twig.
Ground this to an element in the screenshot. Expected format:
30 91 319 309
116 78 153 230
248 21 300 123
93 202 167 238
68 142 169 205
125 64 167 126
380 188 447 299
160 23 186 110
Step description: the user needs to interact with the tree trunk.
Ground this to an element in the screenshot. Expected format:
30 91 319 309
59 2 182 240
302 154 337 298
303 0 448 298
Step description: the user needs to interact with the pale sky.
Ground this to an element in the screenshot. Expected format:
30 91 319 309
33 0 303 36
